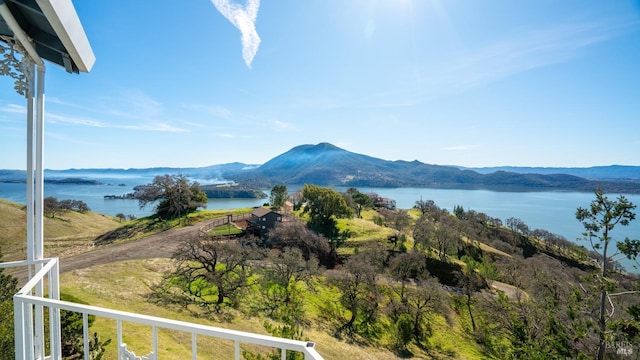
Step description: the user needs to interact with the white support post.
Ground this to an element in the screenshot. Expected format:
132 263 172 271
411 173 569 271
34 64 46 360
35 64 45 262
26 62 35 278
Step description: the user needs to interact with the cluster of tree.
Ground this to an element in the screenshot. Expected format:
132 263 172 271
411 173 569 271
137 174 207 219
44 197 90 218
114 213 137 222
200 183 267 200
150 185 639 358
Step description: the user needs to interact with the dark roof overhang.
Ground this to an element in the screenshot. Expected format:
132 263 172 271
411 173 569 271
0 0 94 73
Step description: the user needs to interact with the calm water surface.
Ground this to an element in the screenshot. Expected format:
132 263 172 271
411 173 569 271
0 178 267 218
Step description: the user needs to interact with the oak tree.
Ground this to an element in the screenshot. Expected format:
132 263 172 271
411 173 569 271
138 174 207 219
301 184 352 248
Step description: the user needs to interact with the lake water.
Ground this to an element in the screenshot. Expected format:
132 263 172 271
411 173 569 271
2 179 639 271
0 178 269 218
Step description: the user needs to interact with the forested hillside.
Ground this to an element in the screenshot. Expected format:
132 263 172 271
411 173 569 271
2 185 639 359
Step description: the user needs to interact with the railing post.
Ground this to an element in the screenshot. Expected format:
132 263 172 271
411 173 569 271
13 298 25 360
152 325 158 358
235 340 240 360
191 333 197 360
48 259 62 360
117 320 123 360
34 284 45 359
26 301 35 359
83 313 89 360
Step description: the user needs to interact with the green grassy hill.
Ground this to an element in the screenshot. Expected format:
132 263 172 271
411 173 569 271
0 199 121 261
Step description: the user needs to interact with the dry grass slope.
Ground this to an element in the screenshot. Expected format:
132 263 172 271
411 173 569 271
0 199 121 261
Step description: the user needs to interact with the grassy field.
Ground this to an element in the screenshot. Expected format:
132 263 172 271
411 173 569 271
0 199 121 261
59 259 420 360
208 223 244 236
59 258 489 359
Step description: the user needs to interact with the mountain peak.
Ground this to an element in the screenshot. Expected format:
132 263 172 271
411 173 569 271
289 142 341 153
259 143 349 172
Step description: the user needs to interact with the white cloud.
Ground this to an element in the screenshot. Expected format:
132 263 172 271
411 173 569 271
1 103 26 114
210 0 261 68
47 113 106 128
271 120 291 130
46 113 189 133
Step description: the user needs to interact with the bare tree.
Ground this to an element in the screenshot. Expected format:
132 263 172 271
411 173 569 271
260 247 319 323
404 277 443 345
414 199 436 216
168 237 255 312
44 196 59 218
266 221 332 266
432 215 460 262
413 214 432 253
330 244 386 337
505 217 529 236
456 261 485 332
388 251 427 303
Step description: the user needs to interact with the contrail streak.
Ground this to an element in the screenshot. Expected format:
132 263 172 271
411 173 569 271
210 0 261 68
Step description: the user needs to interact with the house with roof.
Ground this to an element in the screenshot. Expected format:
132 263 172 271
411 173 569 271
247 207 285 239
366 192 397 210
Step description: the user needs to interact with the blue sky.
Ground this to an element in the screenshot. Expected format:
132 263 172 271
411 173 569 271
1 0 639 170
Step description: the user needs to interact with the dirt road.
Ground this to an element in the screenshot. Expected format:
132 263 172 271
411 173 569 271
14 218 222 284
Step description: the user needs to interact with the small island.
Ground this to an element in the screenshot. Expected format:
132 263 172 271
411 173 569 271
45 177 103 185
200 183 267 199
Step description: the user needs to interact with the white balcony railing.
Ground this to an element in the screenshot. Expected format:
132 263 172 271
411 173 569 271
1 257 324 360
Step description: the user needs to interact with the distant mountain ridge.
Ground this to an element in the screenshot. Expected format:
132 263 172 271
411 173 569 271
1 143 639 193
461 165 640 181
225 143 640 193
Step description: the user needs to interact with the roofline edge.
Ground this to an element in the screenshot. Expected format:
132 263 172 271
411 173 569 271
35 0 95 73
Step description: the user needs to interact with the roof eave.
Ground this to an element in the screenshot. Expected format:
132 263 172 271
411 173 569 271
35 0 94 73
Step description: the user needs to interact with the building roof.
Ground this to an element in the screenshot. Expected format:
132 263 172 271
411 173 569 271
251 207 275 218
0 0 94 73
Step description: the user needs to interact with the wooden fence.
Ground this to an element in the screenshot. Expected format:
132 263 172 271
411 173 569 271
198 213 252 237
